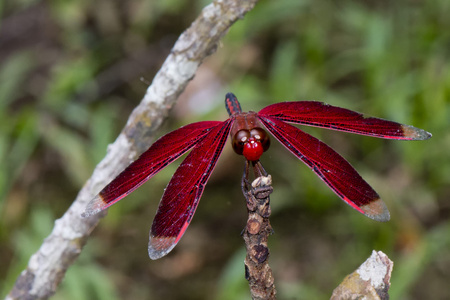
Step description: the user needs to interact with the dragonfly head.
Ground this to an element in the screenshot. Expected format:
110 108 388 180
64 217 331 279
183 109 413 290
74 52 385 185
232 127 270 161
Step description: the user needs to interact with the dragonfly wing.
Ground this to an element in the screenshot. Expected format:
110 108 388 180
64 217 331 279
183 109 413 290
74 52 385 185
259 101 431 140
82 121 222 217
148 119 232 259
259 116 390 222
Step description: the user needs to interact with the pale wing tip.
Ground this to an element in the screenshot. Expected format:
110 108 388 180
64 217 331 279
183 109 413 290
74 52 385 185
81 195 106 218
360 198 390 222
148 235 177 260
402 125 432 140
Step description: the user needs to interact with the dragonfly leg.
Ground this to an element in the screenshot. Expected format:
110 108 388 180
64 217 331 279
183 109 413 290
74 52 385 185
252 160 268 178
241 160 251 194
241 160 258 212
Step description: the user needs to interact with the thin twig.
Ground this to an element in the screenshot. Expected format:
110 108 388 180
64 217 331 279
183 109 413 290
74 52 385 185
6 1 259 299
242 174 277 300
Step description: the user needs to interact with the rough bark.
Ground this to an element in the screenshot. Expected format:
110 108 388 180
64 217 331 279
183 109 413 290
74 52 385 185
331 251 393 300
243 175 277 300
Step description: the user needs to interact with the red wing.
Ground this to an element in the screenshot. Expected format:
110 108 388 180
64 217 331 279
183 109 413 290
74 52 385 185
259 116 390 222
148 119 232 259
259 102 431 140
82 121 222 217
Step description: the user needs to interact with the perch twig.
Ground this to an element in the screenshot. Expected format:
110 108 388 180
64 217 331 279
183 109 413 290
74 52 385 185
242 162 277 300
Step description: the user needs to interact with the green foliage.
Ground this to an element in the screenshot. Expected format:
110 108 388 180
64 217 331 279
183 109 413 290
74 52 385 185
215 248 250 300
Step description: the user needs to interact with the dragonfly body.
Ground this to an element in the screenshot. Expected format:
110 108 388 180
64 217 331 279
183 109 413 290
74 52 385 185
83 93 431 259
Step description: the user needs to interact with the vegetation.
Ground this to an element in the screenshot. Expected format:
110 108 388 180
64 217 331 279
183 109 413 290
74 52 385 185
1 0 448 299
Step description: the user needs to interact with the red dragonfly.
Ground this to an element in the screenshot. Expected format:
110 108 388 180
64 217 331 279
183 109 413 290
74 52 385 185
83 93 431 259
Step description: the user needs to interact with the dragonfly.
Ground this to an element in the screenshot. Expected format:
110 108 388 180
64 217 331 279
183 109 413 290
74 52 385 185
82 93 431 259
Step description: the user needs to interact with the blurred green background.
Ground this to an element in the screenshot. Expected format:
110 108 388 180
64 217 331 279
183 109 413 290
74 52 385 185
1 0 449 299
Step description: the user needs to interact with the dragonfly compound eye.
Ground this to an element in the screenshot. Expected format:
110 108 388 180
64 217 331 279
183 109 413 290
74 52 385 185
232 129 251 155
250 127 270 152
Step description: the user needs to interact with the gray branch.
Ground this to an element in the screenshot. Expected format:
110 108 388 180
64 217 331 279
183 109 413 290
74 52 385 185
331 251 393 300
6 0 259 299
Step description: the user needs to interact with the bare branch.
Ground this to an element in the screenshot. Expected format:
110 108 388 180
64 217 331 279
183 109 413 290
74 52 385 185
331 251 393 300
6 0 259 299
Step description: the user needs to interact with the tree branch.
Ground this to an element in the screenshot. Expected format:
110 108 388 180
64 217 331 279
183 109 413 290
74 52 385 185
6 0 259 299
331 251 393 300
